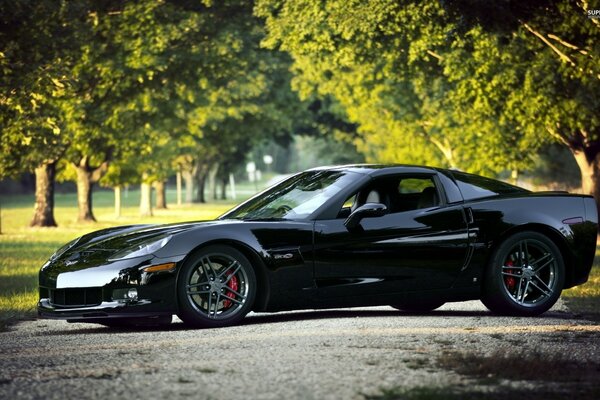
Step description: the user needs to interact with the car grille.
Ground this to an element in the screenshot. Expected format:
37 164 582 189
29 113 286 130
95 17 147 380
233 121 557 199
48 287 103 307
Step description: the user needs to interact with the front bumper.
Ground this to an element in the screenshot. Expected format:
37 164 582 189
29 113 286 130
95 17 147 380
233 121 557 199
38 287 177 319
38 298 174 320
38 254 184 321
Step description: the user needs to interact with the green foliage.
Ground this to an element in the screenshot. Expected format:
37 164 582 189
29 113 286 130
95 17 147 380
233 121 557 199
4 0 598 221
1 0 314 221
85 1 307 186
255 0 600 178
0 0 88 176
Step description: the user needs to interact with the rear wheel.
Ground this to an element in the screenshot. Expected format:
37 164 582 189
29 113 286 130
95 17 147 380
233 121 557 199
177 245 256 328
481 231 564 316
391 300 445 313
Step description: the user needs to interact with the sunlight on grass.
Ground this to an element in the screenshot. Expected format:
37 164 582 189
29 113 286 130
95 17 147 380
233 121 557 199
0 189 239 329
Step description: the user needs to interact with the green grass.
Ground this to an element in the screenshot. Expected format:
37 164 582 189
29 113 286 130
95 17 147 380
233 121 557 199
0 187 243 330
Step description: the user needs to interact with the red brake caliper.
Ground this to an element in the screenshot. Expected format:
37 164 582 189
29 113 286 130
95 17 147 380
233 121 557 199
505 260 516 290
223 272 239 309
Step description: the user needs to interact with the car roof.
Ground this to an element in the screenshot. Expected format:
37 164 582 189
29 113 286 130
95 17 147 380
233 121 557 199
307 164 443 176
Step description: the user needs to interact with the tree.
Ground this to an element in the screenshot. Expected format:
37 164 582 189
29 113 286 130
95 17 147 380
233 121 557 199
255 0 600 200
255 1 534 176
499 1 600 201
60 1 162 222
167 1 309 203
1 0 334 227
0 0 90 226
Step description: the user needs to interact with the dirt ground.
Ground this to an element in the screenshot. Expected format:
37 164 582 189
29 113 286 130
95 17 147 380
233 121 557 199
1 300 599 400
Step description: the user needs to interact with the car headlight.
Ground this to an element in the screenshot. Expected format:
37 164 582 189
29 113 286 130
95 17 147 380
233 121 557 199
50 237 81 261
108 235 172 261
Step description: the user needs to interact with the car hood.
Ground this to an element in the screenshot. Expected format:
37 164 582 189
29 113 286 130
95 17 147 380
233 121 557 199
55 220 224 262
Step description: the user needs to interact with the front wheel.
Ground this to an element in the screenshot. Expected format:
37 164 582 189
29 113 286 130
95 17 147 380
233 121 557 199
481 231 565 316
177 245 256 328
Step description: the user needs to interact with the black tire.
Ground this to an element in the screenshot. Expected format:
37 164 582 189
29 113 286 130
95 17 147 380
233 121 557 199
177 245 256 328
391 300 445 313
481 231 565 316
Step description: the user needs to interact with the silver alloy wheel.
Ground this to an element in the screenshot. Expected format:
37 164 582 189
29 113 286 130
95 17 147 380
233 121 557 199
185 252 249 320
500 239 558 307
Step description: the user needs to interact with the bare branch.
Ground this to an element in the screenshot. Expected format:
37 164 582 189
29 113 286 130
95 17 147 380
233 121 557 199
547 33 589 56
426 50 443 61
521 22 576 67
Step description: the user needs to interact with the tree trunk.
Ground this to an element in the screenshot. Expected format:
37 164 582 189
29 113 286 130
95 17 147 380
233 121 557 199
196 172 206 203
140 178 153 217
30 161 57 227
114 186 121 219
209 164 219 201
73 156 109 223
195 164 209 203
76 166 95 222
229 173 236 200
220 177 228 200
176 170 182 206
572 148 600 219
155 181 167 209
183 170 194 204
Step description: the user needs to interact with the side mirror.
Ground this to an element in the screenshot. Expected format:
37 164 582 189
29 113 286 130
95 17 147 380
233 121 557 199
344 203 388 230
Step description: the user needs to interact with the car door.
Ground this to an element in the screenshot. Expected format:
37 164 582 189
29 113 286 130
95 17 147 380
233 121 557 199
313 173 470 299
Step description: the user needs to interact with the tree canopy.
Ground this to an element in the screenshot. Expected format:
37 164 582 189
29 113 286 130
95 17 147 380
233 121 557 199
2 0 599 225
1 0 312 225
256 0 599 184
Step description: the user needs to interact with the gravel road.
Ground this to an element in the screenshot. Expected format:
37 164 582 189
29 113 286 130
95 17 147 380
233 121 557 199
1 300 599 400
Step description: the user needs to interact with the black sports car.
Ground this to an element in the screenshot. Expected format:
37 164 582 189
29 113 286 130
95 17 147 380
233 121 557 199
38 165 598 328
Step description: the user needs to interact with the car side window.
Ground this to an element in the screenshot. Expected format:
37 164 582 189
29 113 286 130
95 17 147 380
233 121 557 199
398 178 433 194
337 194 357 218
342 194 356 209
394 176 439 212
450 170 528 201
336 175 441 218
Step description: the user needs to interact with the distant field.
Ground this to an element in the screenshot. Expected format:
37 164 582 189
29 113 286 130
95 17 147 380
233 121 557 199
0 185 598 329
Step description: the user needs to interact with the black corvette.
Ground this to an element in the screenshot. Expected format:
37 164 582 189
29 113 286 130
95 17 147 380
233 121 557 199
38 165 597 328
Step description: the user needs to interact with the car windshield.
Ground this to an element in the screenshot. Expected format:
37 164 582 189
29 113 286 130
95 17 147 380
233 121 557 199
222 170 358 220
